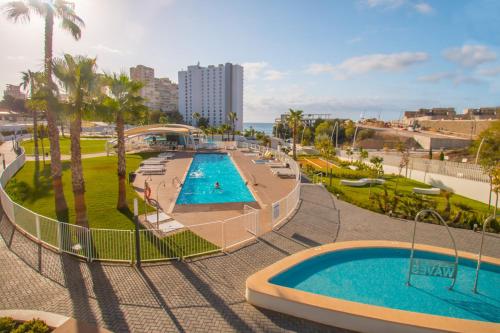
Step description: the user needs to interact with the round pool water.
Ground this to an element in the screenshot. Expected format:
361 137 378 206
270 248 500 323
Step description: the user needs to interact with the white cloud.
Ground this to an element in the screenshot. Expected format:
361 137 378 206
418 72 455 83
242 62 287 81
477 66 500 77
307 52 429 79
443 44 497 67
263 70 287 81
362 0 405 9
414 3 433 14
347 37 363 44
418 72 484 86
242 62 269 80
91 44 122 54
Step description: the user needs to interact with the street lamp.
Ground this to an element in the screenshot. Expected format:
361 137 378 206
156 180 166 229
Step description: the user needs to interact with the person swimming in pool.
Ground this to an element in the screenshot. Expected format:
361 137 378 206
215 181 220 189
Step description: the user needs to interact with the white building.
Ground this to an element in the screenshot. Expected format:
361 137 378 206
178 62 243 130
130 65 178 113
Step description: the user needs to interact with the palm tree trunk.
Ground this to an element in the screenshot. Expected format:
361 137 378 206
33 109 39 163
116 112 127 209
40 127 46 166
232 121 235 141
292 123 297 160
70 109 88 227
44 11 68 219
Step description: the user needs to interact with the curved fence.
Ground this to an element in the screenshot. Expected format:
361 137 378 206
0 143 301 263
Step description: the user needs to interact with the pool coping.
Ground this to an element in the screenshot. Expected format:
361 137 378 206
245 240 500 333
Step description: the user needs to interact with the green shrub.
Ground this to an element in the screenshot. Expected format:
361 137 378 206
0 317 16 333
12 319 49 333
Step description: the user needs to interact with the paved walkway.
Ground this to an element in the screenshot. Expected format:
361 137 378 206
0 184 499 333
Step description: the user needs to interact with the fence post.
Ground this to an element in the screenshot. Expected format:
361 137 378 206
133 199 141 267
130 231 134 265
35 215 41 241
87 228 92 262
57 222 62 253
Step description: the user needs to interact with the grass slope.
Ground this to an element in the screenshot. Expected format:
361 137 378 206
21 137 107 155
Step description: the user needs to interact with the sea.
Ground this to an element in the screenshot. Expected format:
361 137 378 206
243 122 274 136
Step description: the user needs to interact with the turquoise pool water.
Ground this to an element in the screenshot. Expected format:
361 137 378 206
270 248 500 323
176 153 255 205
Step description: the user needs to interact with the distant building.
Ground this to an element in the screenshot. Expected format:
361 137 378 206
178 62 243 130
462 107 499 120
130 65 178 113
275 113 331 128
4 84 26 100
403 108 456 125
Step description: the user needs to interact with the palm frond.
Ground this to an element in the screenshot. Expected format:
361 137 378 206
3 1 31 22
60 16 82 39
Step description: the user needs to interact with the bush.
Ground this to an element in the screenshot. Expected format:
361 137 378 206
0 317 16 333
12 319 49 333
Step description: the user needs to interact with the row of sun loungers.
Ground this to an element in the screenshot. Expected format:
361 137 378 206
138 153 176 175
271 168 296 178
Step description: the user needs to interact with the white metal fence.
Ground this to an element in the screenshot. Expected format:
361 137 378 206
338 150 489 183
0 142 301 262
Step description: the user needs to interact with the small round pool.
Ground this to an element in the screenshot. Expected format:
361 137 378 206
270 247 500 323
246 241 500 333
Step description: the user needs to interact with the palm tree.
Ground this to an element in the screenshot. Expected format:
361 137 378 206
228 111 237 141
20 70 43 163
287 109 303 160
192 112 201 127
220 124 231 141
53 54 98 227
4 0 84 219
101 73 146 209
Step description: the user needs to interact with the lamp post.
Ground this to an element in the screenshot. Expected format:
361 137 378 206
156 180 166 229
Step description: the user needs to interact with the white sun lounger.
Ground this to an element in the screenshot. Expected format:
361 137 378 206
158 152 175 158
140 166 165 175
142 160 165 166
267 162 288 168
413 187 441 195
271 168 296 178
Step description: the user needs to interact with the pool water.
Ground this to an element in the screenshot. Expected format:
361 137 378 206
176 153 255 205
270 248 500 323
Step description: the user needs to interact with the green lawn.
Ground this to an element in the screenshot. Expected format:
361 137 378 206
21 137 108 155
301 158 496 231
5 154 219 259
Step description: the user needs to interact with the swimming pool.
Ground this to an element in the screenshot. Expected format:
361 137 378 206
176 153 255 205
246 241 500 333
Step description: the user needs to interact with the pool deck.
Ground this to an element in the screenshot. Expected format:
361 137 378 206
132 147 296 240
1 183 499 332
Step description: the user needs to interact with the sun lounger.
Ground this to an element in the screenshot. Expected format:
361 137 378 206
158 152 175 158
139 165 165 175
142 160 165 166
413 187 441 195
267 162 288 168
271 168 296 178
340 178 386 187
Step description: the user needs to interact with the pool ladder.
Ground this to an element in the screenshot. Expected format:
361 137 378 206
407 209 459 290
472 214 499 293
172 176 182 188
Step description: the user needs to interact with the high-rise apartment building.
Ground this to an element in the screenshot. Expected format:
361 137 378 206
4 84 26 100
178 62 243 130
130 65 178 113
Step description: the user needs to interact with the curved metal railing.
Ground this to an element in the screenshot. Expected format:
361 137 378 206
472 214 499 293
407 209 459 290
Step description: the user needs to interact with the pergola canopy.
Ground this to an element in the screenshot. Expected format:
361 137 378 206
124 124 203 137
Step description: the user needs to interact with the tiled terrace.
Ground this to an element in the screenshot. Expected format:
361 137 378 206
1 183 499 332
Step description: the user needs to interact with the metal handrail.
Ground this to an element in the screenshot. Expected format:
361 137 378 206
472 214 499 293
407 209 459 290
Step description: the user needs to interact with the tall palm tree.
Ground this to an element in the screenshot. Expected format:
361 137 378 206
287 109 303 160
53 54 98 227
20 70 43 162
220 124 231 141
192 112 201 127
4 0 84 219
228 111 237 141
101 73 146 210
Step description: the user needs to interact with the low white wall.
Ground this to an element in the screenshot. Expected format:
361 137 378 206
383 164 492 204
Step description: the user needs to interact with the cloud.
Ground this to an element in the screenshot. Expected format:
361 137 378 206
242 62 269 80
91 44 122 54
418 72 455 83
263 70 287 81
307 52 429 79
418 72 484 86
414 3 433 14
476 66 500 77
347 37 363 44
361 0 433 14
242 62 286 81
443 44 497 67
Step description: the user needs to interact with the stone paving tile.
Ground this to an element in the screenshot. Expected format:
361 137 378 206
1 184 499 332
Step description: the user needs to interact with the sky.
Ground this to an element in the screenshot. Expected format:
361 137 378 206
1 0 500 122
